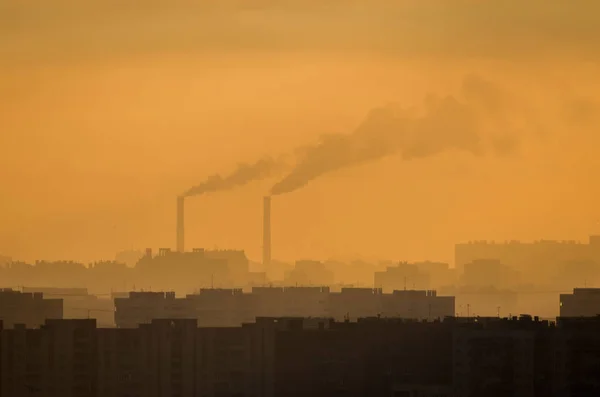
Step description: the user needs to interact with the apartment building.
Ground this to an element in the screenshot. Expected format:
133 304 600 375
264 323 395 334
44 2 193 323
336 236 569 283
0 319 97 397
0 289 62 329
114 287 454 328
560 288 600 317
2 316 600 396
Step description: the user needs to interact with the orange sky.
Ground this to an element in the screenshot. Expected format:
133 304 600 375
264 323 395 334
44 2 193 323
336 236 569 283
1 1 599 264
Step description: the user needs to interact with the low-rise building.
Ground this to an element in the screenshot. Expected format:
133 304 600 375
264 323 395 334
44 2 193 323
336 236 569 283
22 287 115 327
559 288 600 317
114 291 176 328
284 260 334 286
0 289 62 329
375 262 431 291
114 287 455 328
381 290 455 321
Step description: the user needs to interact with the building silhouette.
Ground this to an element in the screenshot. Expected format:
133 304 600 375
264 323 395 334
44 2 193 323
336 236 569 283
2 316 600 396
560 288 600 317
1 319 96 396
455 236 600 281
461 259 520 289
114 287 454 328
0 248 265 296
374 262 431 291
284 260 335 286
21 287 114 327
0 289 62 329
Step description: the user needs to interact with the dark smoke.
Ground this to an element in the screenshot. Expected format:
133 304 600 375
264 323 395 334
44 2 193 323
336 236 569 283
271 75 510 196
184 156 285 197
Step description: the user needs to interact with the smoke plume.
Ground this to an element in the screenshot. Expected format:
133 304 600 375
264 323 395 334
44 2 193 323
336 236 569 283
184 156 285 197
271 75 515 196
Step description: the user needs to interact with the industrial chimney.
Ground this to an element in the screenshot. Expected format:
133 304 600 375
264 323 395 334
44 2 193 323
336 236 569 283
176 196 185 253
263 196 271 267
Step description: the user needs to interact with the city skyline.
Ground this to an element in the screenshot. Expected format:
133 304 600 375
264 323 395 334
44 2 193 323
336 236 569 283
3 2 600 395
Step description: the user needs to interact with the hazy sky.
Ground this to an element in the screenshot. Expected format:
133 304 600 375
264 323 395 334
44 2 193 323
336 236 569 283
1 1 599 265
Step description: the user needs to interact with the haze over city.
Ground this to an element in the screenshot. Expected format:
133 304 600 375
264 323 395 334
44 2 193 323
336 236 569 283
2 0 599 266
4 2 600 397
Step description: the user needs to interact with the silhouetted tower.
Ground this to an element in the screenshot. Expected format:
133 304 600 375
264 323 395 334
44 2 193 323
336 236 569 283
177 196 185 253
263 196 272 267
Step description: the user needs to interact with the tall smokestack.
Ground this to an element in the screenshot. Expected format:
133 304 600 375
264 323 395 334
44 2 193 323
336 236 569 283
263 196 271 267
177 196 185 253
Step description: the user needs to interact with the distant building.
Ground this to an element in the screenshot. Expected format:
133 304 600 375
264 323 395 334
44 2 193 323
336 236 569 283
0 288 62 328
284 260 334 286
22 287 114 327
375 261 458 292
560 288 600 317
413 261 457 288
253 286 331 318
375 262 431 291
324 260 379 286
381 290 455 321
115 291 177 328
455 236 600 279
88 260 134 293
247 286 283 319
0 260 88 289
114 287 455 328
246 271 268 286
329 287 383 321
135 248 252 290
439 285 519 318
462 259 519 289
34 260 88 286
114 249 144 267
262 259 294 282
186 288 247 327
204 249 250 285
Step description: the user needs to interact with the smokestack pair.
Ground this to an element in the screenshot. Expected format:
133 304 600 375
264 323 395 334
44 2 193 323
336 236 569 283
176 195 271 264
